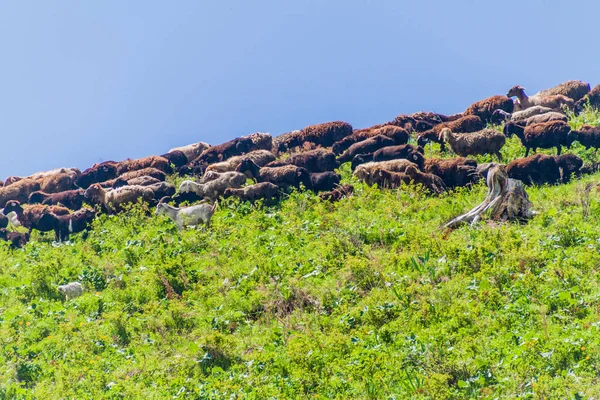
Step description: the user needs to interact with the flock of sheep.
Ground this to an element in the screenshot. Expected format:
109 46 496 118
1 80 600 252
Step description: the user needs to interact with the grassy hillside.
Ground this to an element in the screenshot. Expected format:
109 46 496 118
3 109 600 399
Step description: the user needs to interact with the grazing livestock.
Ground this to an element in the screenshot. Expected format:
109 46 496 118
42 208 96 242
463 95 514 123
178 172 246 201
417 115 485 150
440 128 506 161
506 154 561 186
570 125 600 150
238 159 312 190
424 158 479 189
3 201 70 234
332 125 410 155
266 149 339 172
0 179 41 208
319 184 354 202
536 80 590 102
404 165 447 195
338 135 396 164
58 282 84 300
309 171 341 192
390 112 450 132
84 184 155 214
274 121 353 153
504 120 573 156
160 151 188 169
0 229 29 249
490 106 556 125
555 154 583 183
76 161 119 189
205 150 276 174
372 144 425 168
28 189 86 210
112 176 161 189
523 112 568 126
192 136 255 165
244 132 273 151
353 160 417 186
146 182 176 201
169 141 211 162
574 84 600 114
156 202 218 229
507 86 574 111
371 169 411 189
116 156 171 175
223 182 280 203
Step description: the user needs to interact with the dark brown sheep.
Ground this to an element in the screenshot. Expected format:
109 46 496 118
38 171 79 194
390 112 450 132
161 150 188 169
274 121 353 153
504 120 573 156
463 95 514 123
116 156 171 175
555 154 583 183
371 169 411 189
77 161 119 189
223 182 280 203
112 176 161 189
404 165 447 195
0 179 41 208
319 184 354 202
3 201 70 234
417 115 485 149
372 144 425 169
28 189 86 210
423 157 479 189
192 136 255 166
506 154 561 186
265 149 339 172
41 208 96 242
574 84 600 114
332 125 409 155
309 171 341 192
338 135 397 164
244 132 273 151
537 80 590 102
571 125 600 150
238 159 311 189
0 229 29 249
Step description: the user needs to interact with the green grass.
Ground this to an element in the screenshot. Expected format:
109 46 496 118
2 111 600 398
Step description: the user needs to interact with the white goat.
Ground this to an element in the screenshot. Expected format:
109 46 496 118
156 202 218 229
58 282 84 300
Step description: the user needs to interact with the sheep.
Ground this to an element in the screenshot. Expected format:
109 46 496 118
404 165 447 195
338 135 396 164
535 80 590 102
146 182 176 201
57 282 84 300
42 208 96 242
169 141 211 162
156 202 218 229
353 159 417 186
118 167 166 182
243 132 273 151
332 125 409 155
390 112 450 132
507 86 574 111
319 184 354 202
350 153 375 170
112 176 161 189
160 150 188 169
0 179 41 208
506 154 561 186
0 229 29 249
504 120 573 156
177 172 247 201
372 144 426 169
3 176 23 186
274 121 353 153
265 149 339 172
371 169 411 189
570 125 600 150
191 136 255 166
0 212 7 229
574 84 600 114
223 182 280 203
116 156 171 175
555 154 583 183
416 115 485 150
309 171 341 192
237 159 312 189
423 157 479 189
84 184 155 214
463 95 514 123
28 189 86 210
523 112 568 126
2 201 71 234
205 150 276 174
440 128 505 161
490 106 555 125
76 161 119 189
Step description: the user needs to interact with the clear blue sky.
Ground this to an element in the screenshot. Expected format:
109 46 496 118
1 1 598 177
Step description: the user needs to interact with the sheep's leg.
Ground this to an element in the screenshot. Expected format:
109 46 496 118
495 152 503 162
524 147 530 157
556 145 562 155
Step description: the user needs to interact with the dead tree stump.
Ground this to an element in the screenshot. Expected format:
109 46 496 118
444 165 534 229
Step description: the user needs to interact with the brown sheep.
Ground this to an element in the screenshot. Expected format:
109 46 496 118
169 141 211 162
463 95 514 123
404 165 447 195
371 169 411 189
332 125 409 155
238 159 312 189
3 201 70 234
536 80 590 102
160 150 188 169
390 112 450 132
571 125 600 150
504 120 573 156
555 154 583 183
41 208 96 242
440 128 506 161
243 132 273 151
423 158 479 189
353 160 417 186
417 115 485 150
274 121 353 153
28 189 86 210
372 144 425 169
319 184 354 202
116 156 171 175
309 171 341 192
0 179 41 208
0 229 29 249
38 171 79 193
507 86 574 111
112 176 162 189
338 135 396 164
266 148 339 172
574 84 600 114
76 161 119 189
506 154 561 186
205 150 276 174
191 136 255 166
223 182 280 203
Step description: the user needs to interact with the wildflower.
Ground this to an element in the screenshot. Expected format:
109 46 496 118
586 356 590 360
581 346 586 351
26 322 30 326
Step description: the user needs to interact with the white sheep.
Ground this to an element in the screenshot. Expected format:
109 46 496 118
507 86 573 111
58 282 84 300
178 172 246 201
156 202 218 229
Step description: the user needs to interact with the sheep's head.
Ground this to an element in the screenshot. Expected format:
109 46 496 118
3 200 23 216
507 86 525 98
404 165 419 177
83 184 105 204
490 109 511 125
155 203 168 216
28 191 47 205
503 121 524 138
439 128 452 142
